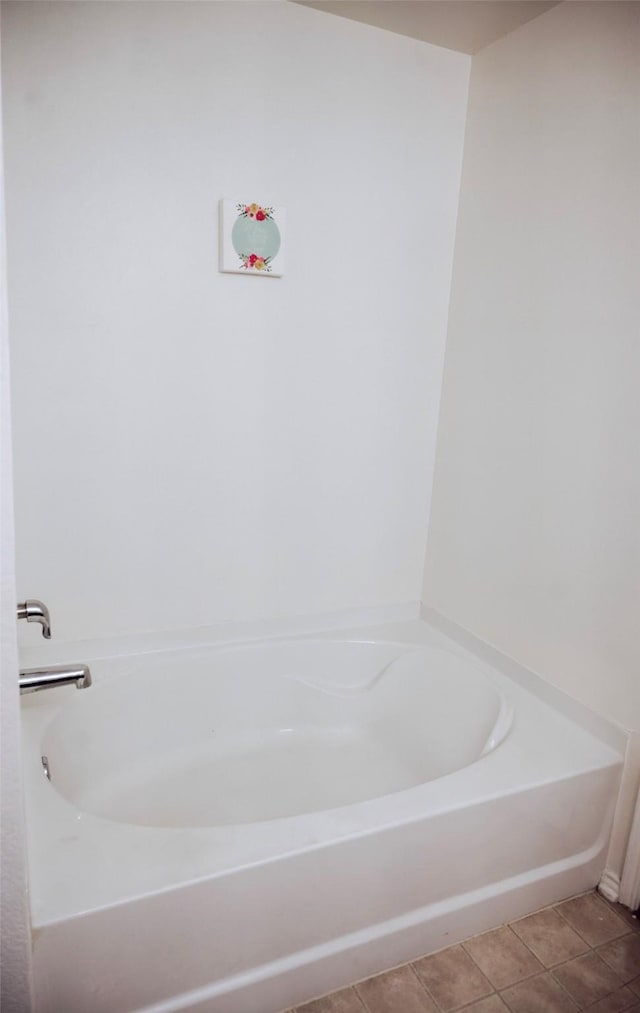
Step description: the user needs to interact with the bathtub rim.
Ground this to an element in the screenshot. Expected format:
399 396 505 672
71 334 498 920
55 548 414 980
20 606 627 753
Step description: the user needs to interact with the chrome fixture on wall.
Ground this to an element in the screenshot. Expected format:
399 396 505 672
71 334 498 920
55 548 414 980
19 664 92 694
17 598 92 694
17 599 51 638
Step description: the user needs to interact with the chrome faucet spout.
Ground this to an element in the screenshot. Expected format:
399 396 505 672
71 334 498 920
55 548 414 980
17 600 52 639
19 664 92 694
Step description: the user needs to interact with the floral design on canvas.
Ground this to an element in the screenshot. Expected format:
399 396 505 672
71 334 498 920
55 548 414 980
220 199 285 277
236 202 275 222
239 253 271 272
232 202 281 273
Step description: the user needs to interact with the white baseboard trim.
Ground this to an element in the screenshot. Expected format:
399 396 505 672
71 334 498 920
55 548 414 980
598 868 621 903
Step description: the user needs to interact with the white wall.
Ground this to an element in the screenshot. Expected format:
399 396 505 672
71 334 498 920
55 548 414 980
2 0 469 643
0 24 33 1005
424 2 640 729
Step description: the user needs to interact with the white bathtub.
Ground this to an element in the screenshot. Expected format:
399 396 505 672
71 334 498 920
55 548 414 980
21 616 625 1013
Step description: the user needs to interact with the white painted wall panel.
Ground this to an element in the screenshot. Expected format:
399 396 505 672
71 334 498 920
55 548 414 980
2 1 469 642
425 1 640 729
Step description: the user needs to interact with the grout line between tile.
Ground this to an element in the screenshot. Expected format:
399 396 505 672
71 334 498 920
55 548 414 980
457 927 538 992
353 958 450 1013
505 916 564 970
508 898 609 970
352 983 368 1013
498 992 515 1013
452 990 500 1012
547 966 587 1010
460 925 544 993
350 983 368 1013
552 901 590 944
407 960 446 1012
497 970 580 1013
552 896 632 950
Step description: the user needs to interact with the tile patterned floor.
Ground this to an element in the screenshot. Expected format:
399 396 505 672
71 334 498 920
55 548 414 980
290 891 640 1013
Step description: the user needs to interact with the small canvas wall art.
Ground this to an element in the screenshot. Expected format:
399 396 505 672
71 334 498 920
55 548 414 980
220 200 286 277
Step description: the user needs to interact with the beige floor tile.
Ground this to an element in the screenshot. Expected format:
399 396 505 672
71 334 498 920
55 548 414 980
296 987 366 1013
551 951 623 1006
500 971 579 1012
599 936 640 983
586 986 639 1013
355 965 437 1013
463 997 510 1013
600 899 640 934
556 892 631 947
464 926 543 989
511 908 589 966
413 944 493 1011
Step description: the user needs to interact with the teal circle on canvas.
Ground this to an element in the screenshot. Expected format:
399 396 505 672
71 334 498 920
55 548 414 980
232 215 281 261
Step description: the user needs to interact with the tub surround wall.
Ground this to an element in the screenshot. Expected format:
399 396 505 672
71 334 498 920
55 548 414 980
2 0 470 644
424 1 640 731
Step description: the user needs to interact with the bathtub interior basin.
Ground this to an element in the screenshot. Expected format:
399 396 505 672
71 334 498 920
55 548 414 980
41 640 512 827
